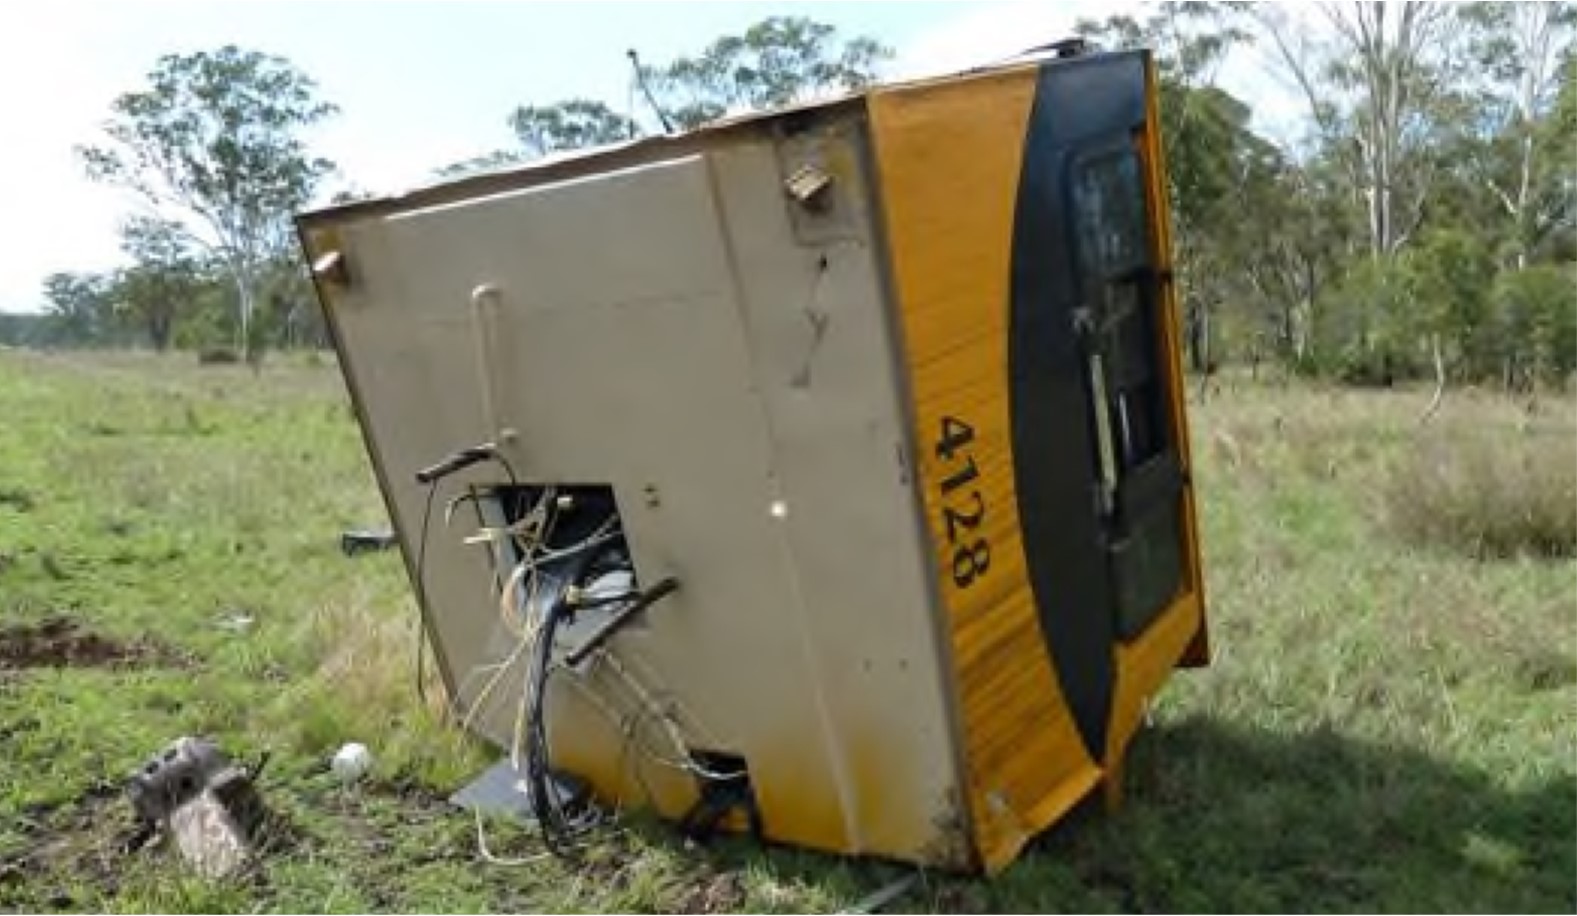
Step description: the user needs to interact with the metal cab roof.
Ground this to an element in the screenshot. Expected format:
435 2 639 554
295 42 1096 228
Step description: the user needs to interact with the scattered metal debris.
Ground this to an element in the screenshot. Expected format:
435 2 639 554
449 759 590 823
215 610 256 633
838 872 921 915
127 737 265 878
340 528 398 556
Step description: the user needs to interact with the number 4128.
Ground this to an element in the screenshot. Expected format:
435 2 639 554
934 416 990 588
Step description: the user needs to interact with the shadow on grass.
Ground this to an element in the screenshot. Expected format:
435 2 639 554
14 718 1562 913
702 718 1574 913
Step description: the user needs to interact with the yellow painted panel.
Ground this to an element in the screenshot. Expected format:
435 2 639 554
1103 55 1211 778
1139 56 1209 666
869 68 1100 872
1107 591 1202 765
1104 55 1210 776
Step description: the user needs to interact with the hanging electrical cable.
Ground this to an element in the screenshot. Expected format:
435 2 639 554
418 465 692 860
412 479 441 710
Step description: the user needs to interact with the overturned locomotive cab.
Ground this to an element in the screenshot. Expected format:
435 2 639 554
298 46 1208 874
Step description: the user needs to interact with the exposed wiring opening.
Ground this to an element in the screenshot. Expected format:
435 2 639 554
427 476 707 860
465 485 642 857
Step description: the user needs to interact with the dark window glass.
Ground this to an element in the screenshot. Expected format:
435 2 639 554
1072 150 1147 293
1070 147 1167 473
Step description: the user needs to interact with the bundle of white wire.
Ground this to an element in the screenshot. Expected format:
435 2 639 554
451 487 730 862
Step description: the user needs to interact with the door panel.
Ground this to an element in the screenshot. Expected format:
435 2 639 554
1007 49 1183 760
1066 141 1186 640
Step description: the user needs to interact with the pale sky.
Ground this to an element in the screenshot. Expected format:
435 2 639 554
0 0 1300 313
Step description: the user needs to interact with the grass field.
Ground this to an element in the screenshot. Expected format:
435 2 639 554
0 349 1572 913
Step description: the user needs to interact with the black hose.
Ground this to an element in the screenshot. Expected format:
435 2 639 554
415 443 519 486
563 578 679 668
526 596 579 857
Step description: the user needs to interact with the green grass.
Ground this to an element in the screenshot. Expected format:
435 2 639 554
1 351 1572 913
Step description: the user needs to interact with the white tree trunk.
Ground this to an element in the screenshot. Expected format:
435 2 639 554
1509 4 1560 270
232 266 255 363
1419 332 1446 423
1316 2 1454 259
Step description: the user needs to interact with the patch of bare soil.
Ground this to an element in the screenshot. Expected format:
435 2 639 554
0 618 186 671
0 784 132 908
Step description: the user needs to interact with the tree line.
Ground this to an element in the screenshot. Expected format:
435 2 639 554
10 3 1574 395
1092 3 1575 393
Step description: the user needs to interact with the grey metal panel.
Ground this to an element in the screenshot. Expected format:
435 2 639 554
323 216 504 721
705 121 965 859
326 152 967 855
315 137 973 862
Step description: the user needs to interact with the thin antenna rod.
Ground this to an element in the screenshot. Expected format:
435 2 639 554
626 56 637 140
627 48 675 134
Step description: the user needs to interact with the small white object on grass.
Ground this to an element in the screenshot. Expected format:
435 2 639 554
331 742 373 784
215 611 254 633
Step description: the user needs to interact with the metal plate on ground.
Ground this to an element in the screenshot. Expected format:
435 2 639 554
449 759 585 822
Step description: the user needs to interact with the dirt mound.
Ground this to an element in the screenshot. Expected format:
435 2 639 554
0 618 182 671
0 782 137 906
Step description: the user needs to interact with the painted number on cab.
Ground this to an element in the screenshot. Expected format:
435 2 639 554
935 416 990 588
